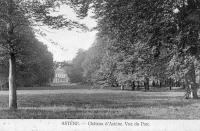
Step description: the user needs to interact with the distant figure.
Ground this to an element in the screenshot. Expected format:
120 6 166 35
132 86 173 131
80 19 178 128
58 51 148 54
159 81 162 88
152 80 155 87
169 78 172 90
132 81 135 91
137 81 140 90
121 85 124 90
144 77 149 91
156 81 159 88
185 85 192 99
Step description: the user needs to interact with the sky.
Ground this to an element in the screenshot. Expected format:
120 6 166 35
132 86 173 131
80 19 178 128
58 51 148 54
35 5 97 62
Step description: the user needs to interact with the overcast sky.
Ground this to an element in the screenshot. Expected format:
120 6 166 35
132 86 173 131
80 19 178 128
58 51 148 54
35 5 97 62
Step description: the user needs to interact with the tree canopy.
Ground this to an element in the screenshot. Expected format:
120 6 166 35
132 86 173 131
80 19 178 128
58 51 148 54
70 0 200 98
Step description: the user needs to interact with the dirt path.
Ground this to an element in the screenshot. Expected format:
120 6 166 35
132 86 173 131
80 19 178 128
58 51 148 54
0 89 184 97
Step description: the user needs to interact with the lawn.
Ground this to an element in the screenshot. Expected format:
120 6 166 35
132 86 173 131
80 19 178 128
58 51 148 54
0 87 200 119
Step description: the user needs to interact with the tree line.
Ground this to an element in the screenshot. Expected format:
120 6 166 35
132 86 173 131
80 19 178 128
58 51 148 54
70 0 200 99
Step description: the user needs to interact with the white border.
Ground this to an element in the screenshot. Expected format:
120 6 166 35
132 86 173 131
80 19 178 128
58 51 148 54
0 119 199 131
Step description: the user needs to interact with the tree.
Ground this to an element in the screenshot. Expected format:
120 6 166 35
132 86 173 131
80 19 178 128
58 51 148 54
16 40 54 87
0 0 89 109
75 0 200 98
81 36 107 84
93 52 118 88
69 49 86 83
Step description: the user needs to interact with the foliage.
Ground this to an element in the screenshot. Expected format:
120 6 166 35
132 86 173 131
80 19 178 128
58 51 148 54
16 39 54 87
73 0 200 98
92 53 118 88
68 49 86 83
81 36 107 83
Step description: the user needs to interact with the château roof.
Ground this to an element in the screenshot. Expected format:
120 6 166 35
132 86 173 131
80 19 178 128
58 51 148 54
55 67 66 74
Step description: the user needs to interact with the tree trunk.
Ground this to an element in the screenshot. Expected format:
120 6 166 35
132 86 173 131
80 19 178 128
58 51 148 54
9 53 17 109
169 78 172 90
185 63 198 99
144 77 149 90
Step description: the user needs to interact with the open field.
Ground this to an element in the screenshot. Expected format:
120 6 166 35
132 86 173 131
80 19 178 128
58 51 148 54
0 87 200 119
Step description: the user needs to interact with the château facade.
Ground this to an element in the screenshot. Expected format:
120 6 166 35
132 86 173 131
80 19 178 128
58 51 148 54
52 67 70 85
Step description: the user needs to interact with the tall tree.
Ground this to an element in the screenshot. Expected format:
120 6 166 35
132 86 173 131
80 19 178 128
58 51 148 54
16 40 54 87
81 36 107 84
69 49 86 83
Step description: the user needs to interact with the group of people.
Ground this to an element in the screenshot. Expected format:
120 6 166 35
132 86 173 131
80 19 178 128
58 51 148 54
120 78 181 91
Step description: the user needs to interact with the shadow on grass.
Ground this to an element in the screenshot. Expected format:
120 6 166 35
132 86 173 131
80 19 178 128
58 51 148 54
0 108 147 119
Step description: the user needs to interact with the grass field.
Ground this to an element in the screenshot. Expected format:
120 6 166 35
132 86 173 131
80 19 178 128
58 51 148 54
0 86 200 119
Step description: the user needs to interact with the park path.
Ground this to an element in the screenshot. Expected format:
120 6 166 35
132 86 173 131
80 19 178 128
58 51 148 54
0 89 184 97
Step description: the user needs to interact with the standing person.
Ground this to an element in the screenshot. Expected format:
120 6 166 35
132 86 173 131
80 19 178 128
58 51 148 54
132 81 135 91
137 81 140 90
152 80 155 87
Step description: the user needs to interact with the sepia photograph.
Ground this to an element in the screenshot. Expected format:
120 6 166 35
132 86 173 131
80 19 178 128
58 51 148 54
0 0 200 130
